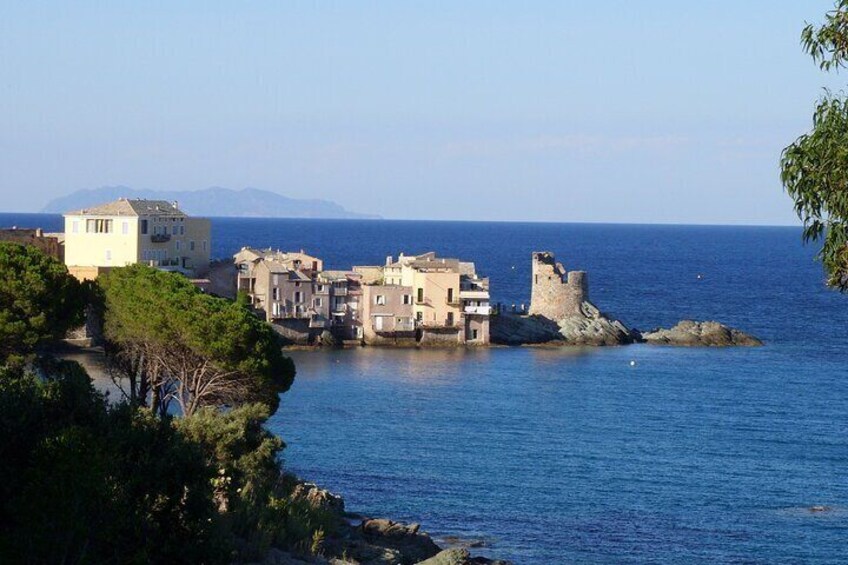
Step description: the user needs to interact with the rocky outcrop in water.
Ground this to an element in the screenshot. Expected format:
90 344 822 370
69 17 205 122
636 320 763 347
255 480 511 565
491 301 635 346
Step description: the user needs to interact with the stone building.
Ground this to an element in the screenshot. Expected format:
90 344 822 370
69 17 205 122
0 227 64 261
235 248 365 343
359 283 416 345
314 271 364 341
361 252 491 345
528 251 588 320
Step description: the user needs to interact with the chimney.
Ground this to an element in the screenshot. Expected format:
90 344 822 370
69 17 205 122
386 255 392 266
172 201 179 210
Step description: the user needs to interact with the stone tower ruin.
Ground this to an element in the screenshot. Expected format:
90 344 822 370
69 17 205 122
528 251 589 320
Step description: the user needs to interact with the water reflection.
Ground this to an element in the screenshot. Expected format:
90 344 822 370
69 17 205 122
288 347 498 385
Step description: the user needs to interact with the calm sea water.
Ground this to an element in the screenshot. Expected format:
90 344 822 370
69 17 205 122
4 213 847 563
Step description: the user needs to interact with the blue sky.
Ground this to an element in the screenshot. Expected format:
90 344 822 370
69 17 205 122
0 1 844 224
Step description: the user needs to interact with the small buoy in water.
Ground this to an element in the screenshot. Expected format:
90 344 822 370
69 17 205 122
696 274 703 280
630 360 637 367
511 265 516 270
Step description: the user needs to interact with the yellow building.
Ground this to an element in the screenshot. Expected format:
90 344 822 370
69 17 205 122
63 198 211 280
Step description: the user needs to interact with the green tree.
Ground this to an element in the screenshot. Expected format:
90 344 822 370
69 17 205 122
0 242 87 363
100 264 295 415
0 362 226 564
781 1 848 290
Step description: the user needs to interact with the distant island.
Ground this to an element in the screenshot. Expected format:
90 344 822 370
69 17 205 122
41 186 381 220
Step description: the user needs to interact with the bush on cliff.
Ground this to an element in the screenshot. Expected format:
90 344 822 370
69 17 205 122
0 247 333 562
0 362 225 563
99 264 295 416
0 242 87 364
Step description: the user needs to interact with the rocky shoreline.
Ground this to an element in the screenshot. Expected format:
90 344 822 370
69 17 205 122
490 310 762 348
253 482 510 565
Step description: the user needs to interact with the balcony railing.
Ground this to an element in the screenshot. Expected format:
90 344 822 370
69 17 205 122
272 307 312 320
151 233 171 243
416 319 462 329
464 305 491 315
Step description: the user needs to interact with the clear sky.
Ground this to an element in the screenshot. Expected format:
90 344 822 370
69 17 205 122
0 1 844 224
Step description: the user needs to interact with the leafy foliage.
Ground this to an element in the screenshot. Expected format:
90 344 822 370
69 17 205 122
100 264 295 415
0 247 328 562
0 363 225 564
783 1 848 289
0 242 87 363
802 1 848 71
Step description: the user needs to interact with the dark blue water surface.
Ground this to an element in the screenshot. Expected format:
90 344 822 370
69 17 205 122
4 213 847 563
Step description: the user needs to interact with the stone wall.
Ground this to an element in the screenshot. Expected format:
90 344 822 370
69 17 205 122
418 327 463 347
528 251 588 320
0 228 64 261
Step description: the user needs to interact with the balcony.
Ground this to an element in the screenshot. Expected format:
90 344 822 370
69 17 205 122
464 305 491 315
273 307 312 320
151 233 171 243
460 290 490 300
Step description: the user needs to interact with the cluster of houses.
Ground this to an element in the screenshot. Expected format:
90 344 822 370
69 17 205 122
235 248 491 346
1 198 491 346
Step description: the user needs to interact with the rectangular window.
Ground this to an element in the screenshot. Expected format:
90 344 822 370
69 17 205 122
447 312 454 326
202 241 207 251
172 225 178 235
72 220 79 234
272 288 280 300
86 219 113 233
122 221 129 235
416 311 423 322
375 295 386 305
175 240 181 251
316 284 324 292
180 225 185 235
140 219 148 235
314 297 322 307
294 292 303 303
190 240 195 251
402 294 412 305
447 288 454 303
417 288 424 302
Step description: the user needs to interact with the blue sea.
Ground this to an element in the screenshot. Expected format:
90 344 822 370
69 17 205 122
4 213 847 563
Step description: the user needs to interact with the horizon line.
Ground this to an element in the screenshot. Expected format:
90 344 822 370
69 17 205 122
0 209 802 229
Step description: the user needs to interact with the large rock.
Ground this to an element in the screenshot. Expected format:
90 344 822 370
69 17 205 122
556 302 635 346
359 519 441 564
490 301 634 346
415 548 513 565
289 481 346 515
638 320 762 347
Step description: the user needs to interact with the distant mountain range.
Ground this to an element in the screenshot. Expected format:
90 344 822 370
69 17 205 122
41 186 380 219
